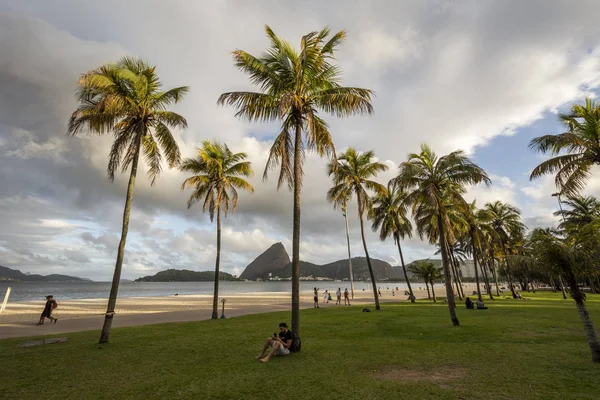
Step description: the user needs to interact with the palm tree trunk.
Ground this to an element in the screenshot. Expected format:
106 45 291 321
449 247 463 300
471 231 482 301
291 121 302 351
430 280 437 302
211 206 221 320
358 197 380 310
395 233 414 303
343 205 355 299
563 264 600 363
502 244 517 299
437 215 459 326
480 257 493 300
425 281 431 299
558 274 567 299
98 139 141 344
487 250 500 296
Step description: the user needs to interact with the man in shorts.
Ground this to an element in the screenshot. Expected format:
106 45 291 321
336 288 342 305
255 322 293 363
313 287 319 308
344 288 351 306
38 295 58 325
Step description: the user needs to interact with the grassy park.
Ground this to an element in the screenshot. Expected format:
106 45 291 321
1 292 599 400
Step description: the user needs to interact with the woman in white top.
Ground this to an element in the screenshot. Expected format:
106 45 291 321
323 290 329 303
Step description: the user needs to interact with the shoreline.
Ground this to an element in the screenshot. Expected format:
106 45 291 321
0 284 485 339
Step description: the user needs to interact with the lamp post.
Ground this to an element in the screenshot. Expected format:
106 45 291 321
551 192 568 299
220 298 227 319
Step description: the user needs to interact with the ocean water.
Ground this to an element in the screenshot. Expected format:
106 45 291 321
0 281 412 302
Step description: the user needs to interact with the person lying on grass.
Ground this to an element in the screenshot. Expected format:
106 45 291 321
256 322 293 363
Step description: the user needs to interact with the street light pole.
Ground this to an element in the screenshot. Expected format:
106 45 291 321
342 202 355 299
551 192 568 299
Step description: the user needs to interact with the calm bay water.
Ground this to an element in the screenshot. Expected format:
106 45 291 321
0 281 411 302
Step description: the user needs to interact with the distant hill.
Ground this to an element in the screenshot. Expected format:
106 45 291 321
0 265 90 282
135 269 241 282
271 257 398 281
239 243 401 281
239 242 290 280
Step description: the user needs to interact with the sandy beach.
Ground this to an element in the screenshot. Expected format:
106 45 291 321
0 284 483 339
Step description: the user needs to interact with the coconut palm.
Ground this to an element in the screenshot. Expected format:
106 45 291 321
408 260 442 302
370 180 415 302
485 201 526 299
528 227 600 363
529 98 600 196
67 57 188 344
396 143 491 326
327 148 388 310
181 140 254 319
218 26 373 349
461 201 489 301
554 195 600 234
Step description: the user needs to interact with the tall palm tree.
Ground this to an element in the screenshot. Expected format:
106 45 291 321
370 180 415 302
528 227 600 363
408 260 442 302
529 98 600 196
396 143 490 326
328 148 388 310
218 26 373 349
485 201 526 299
67 57 188 344
180 140 254 319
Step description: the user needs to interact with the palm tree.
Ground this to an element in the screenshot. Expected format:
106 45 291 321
218 26 373 349
528 227 600 363
408 260 442 302
485 201 526 299
396 143 490 326
328 148 388 310
67 57 188 344
180 140 254 319
554 195 600 234
370 180 415 302
529 98 600 196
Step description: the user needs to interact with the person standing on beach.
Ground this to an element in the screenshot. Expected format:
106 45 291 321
323 290 329 304
313 287 320 308
38 295 57 325
255 322 293 363
336 288 342 305
344 288 351 306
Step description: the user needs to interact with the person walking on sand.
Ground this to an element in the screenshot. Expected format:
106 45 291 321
38 295 58 325
313 287 320 308
255 322 293 363
336 288 342 305
344 288 351 306
323 290 329 304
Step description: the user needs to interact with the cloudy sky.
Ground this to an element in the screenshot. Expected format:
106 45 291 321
2 0 600 281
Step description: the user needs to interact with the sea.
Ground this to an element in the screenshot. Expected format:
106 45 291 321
0 281 413 302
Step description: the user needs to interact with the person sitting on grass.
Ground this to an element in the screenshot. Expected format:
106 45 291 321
256 322 293 363
38 295 58 325
465 297 474 309
476 299 488 310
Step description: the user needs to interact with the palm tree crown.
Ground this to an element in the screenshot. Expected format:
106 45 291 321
68 57 188 184
370 180 413 242
327 148 388 215
218 25 374 189
529 98 600 196
180 140 254 216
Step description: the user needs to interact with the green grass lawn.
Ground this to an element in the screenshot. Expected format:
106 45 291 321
1 292 599 400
